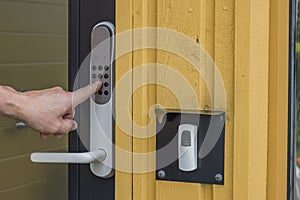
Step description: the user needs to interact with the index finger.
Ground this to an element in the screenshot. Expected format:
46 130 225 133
72 81 102 108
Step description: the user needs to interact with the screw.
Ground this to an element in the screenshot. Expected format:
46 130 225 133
215 174 223 182
157 170 166 179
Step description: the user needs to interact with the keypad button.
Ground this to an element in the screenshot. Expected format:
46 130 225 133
104 74 109 79
98 90 103 95
98 74 103 79
92 74 97 79
104 90 109 95
104 65 109 71
104 82 109 87
92 65 97 70
98 65 103 70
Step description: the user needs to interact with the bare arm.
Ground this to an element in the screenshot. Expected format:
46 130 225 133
0 82 102 139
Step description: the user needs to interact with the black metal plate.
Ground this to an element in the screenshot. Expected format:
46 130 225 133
156 110 225 185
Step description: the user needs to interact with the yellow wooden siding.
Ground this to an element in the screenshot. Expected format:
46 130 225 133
155 0 215 199
132 0 157 200
234 0 270 199
0 0 68 199
212 0 235 199
117 0 288 199
115 0 133 200
267 0 289 199
155 0 235 199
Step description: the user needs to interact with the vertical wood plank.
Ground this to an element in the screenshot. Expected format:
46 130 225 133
234 0 270 199
132 0 157 200
267 0 289 199
213 0 235 200
155 0 213 199
127 0 276 199
115 0 133 200
156 0 206 111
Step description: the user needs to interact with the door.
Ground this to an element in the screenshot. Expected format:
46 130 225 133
113 0 291 200
28 0 293 200
30 0 116 199
69 1 115 199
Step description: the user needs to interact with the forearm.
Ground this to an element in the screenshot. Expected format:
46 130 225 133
0 85 24 119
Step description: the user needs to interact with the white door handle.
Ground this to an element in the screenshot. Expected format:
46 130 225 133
30 149 106 164
30 22 115 179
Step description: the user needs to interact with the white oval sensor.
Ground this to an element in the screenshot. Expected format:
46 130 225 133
178 124 198 172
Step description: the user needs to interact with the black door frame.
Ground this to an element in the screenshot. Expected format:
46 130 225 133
287 0 297 199
68 1 115 200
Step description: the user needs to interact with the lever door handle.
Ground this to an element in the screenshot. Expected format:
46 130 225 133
30 21 115 179
30 149 106 164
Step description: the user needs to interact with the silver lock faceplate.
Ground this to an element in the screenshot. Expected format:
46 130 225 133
90 22 115 178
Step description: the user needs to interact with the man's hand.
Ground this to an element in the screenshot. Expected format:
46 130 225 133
0 82 102 139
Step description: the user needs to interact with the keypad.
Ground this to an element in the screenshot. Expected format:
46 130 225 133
90 25 113 105
91 63 112 104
